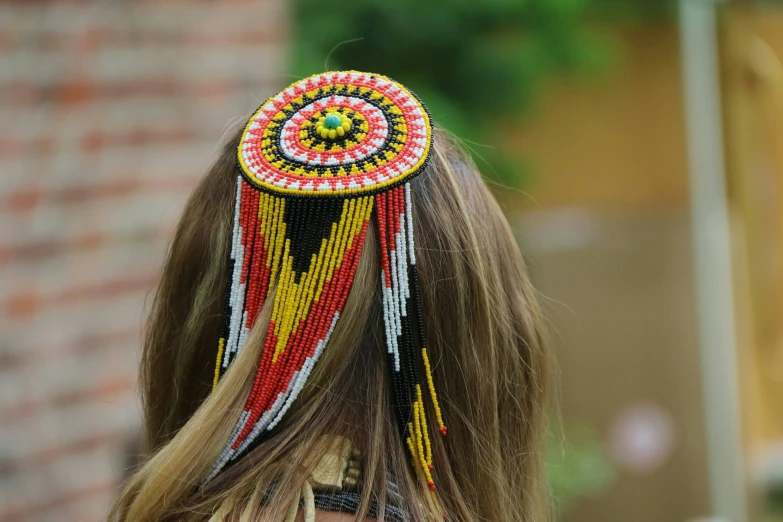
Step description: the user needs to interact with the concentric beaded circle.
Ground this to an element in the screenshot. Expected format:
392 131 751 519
238 71 433 197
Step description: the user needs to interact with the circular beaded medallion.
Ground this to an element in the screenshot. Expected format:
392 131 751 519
238 71 433 197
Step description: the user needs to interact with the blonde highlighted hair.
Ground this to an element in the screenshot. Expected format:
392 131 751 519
109 127 550 522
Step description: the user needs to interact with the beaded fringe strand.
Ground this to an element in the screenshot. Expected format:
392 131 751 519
207 71 446 495
208 177 373 481
376 183 446 492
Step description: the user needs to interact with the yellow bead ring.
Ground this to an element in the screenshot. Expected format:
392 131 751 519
316 111 352 139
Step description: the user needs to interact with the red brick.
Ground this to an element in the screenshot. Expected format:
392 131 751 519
0 333 138 410
4 293 39 318
55 80 94 104
6 187 42 213
0 227 170 268
1 190 190 256
0 479 117 522
0 0 287 519
1 290 149 361
2 273 158 318
0 328 138 369
0 391 139 463
0 376 135 422
2 179 196 216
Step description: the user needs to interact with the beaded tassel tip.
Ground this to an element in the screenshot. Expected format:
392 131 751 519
208 71 447 489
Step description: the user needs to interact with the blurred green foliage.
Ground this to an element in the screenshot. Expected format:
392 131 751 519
547 420 616 514
293 0 616 186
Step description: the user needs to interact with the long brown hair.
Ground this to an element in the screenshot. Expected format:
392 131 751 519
108 126 550 522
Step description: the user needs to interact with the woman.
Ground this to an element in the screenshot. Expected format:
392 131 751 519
109 72 549 522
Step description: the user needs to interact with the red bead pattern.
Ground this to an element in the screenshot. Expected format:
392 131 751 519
375 183 448 493
208 73 445 507
215 177 277 380
238 71 432 196
207 193 374 481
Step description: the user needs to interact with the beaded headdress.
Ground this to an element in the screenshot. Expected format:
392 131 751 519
207 71 446 490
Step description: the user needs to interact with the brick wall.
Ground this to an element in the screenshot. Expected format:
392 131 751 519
0 2 287 520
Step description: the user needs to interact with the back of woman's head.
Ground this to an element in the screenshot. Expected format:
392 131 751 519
109 125 549 522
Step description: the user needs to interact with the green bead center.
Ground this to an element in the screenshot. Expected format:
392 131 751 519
323 114 343 129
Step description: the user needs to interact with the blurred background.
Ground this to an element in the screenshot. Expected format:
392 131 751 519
1 0 782 521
